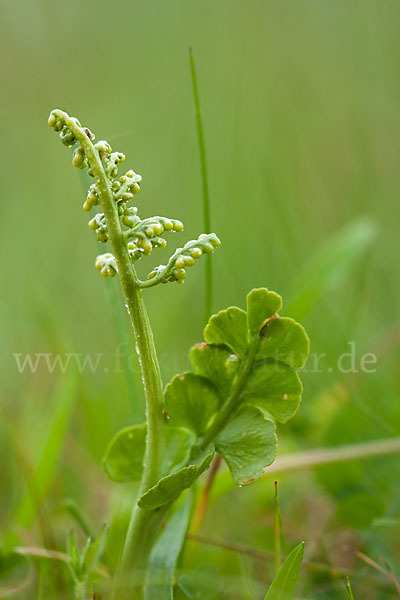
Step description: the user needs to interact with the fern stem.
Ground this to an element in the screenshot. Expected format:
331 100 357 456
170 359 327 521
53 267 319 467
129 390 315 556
58 112 165 596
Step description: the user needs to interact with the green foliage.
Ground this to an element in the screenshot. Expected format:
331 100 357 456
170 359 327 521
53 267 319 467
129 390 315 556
103 424 194 482
189 343 239 397
103 288 308 498
138 449 214 510
215 404 277 485
204 307 249 358
247 288 282 335
166 288 309 486
178 564 222 599
67 525 108 600
242 363 302 424
264 542 304 600
145 493 192 599
103 424 147 482
47 110 310 597
164 373 221 436
256 318 310 369
2 8 398 598
63 498 93 538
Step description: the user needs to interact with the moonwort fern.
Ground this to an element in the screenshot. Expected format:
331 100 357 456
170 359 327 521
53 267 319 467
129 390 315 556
48 109 309 599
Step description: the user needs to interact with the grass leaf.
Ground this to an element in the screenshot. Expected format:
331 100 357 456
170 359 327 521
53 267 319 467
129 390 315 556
189 47 212 321
264 542 304 600
346 576 355 599
145 493 192 599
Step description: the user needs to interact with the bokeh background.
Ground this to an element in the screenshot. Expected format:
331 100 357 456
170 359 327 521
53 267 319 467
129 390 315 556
1 0 400 597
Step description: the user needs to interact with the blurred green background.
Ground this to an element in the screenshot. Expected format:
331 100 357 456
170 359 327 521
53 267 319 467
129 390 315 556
1 0 400 597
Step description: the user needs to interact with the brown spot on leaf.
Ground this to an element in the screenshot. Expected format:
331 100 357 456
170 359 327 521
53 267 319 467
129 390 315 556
241 477 256 485
260 312 280 337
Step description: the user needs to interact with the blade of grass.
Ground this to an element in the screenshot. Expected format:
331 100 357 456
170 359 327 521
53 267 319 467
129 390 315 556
189 46 212 322
264 542 304 600
189 45 222 539
273 481 282 574
346 576 355 599
145 493 192 599
63 498 93 539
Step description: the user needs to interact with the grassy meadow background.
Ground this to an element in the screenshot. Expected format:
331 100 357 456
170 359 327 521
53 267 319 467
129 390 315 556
1 0 400 597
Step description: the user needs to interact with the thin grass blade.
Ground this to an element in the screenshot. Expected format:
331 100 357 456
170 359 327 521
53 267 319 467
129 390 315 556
145 493 192 599
264 542 304 600
189 46 213 321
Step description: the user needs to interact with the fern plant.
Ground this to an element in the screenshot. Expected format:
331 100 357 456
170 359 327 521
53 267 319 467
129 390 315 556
48 109 309 599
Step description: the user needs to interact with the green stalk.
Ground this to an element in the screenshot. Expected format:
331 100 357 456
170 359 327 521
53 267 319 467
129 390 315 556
58 113 165 596
346 577 355 600
74 580 86 600
189 47 212 321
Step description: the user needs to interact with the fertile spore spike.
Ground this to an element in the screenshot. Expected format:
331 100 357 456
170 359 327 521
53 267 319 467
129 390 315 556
48 109 220 285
